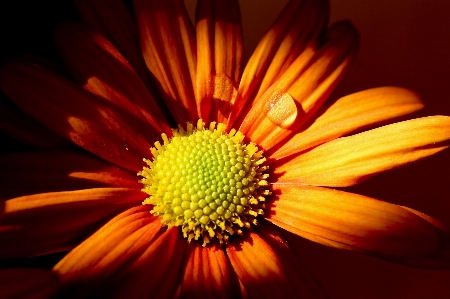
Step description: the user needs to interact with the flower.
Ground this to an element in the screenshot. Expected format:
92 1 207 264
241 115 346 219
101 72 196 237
0 0 450 298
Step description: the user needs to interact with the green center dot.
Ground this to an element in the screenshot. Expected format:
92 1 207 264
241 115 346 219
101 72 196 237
139 120 270 246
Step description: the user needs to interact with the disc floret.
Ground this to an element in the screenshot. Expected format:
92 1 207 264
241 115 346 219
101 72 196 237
139 120 270 246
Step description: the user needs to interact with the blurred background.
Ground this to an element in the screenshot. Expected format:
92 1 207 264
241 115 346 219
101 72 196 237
1 0 450 298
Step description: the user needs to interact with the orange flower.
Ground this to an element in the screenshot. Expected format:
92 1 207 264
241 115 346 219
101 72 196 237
0 0 449 298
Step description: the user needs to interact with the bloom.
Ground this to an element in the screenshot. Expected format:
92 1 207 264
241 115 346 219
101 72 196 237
1 0 450 298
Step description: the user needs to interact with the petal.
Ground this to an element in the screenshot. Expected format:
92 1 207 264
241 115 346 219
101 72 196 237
0 62 152 172
274 116 450 186
0 268 59 299
268 184 442 258
258 222 330 299
104 226 186 299
0 151 139 199
0 188 144 258
54 21 171 140
74 0 162 100
181 244 240 299
0 96 72 149
226 226 327 299
195 0 243 123
229 0 329 128
134 0 197 123
241 21 359 150
269 86 424 159
54 206 163 297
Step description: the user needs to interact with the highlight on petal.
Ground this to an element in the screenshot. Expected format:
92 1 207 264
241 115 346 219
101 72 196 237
0 62 152 172
53 21 171 139
181 244 239 299
268 184 443 260
230 0 329 128
54 206 165 298
133 0 197 123
0 188 144 258
0 151 140 199
195 0 243 123
274 116 450 186
0 268 59 299
226 226 328 299
270 86 424 159
240 21 359 150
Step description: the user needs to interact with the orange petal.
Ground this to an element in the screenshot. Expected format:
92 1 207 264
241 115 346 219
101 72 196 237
227 229 318 299
134 0 197 123
0 188 144 258
0 97 73 149
241 21 359 150
230 0 329 128
269 87 424 159
74 0 162 101
0 151 140 199
181 243 239 299
257 222 330 299
54 206 164 297
195 0 243 123
0 268 58 299
268 184 442 258
102 226 186 299
274 116 450 186
0 62 152 172
54 21 171 139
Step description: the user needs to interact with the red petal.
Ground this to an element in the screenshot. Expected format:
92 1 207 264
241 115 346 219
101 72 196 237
0 97 72 149
0 62 152 172
0 268 58 299
0 188 144 257
181 244 240 299
74 0 162 101
0 150 140 199
54 21 171 139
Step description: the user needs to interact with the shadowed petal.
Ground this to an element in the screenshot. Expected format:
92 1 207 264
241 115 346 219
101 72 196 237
268 184 442 259
0 268 59 299
269 86 424 159
54 21 171 140
0 97 73 149
0 188 144 258
230 0 329 128
195 0 243 123
274 116 450 186
226 226 327 299
0 151 140 199
0 62 152 172
181 244 240 299
134 0 197 123
74 0 162 100
241 21 359 150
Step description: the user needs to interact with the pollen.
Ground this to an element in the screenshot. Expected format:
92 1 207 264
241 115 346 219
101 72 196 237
139 119 270 246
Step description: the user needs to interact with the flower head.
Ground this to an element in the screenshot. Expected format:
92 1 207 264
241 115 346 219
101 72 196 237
0 0 449 298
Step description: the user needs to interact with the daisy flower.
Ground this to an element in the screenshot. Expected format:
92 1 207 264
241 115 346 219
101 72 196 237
0 0 449 298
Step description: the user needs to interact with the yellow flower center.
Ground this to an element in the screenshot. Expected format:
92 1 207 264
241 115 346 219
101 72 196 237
139 120 270 246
